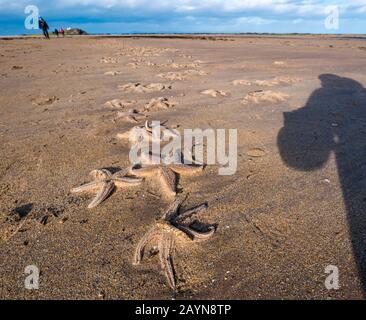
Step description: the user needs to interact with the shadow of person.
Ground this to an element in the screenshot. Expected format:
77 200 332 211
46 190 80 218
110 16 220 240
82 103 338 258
278 74 366 296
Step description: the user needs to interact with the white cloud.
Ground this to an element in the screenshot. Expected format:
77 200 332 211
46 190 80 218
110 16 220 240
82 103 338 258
1 0 365 34
1 0 365 18
236 16 275 25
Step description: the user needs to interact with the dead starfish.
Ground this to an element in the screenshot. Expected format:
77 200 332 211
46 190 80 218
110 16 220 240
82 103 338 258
130 150 203 198
116 120 178 144
70 167 143 208
201 89 228 97
114 109 146 123
133 198 216 290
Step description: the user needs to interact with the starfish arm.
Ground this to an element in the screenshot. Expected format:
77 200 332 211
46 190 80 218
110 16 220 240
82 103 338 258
159 167 177 198
115 112 139 123
130 165 161 177
175 203 208 223
163 128 179 139
111 167 129 178
133 226 161 265
114 176 144 188
90 169 112 181
176 224 215 241
162 199 183 221
70 181 104 193
116 131 131 140
169 164 203 175
182 150 204 166
158 232 176 290
126 115 139 123
115 111 127 119
87 181 115 209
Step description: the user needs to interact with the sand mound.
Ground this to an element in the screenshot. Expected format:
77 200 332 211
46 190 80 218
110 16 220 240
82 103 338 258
31 95 58 106
104 99 136 109
160 62 201 69
119 47 179 58
158 70 207 81
242 90 289 104
274 61 286 65
201 89 228 97
232 77 299 87
145 97 175 111
104 71 122 76
100 57 118 64
119 83 171 93
127 61 156 69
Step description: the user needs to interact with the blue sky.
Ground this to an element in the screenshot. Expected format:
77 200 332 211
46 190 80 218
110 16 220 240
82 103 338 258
0 0 365 35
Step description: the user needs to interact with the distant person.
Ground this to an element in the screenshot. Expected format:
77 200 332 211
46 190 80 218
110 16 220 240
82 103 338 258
60 28 65 37
38 17 50 39
54 29 59 37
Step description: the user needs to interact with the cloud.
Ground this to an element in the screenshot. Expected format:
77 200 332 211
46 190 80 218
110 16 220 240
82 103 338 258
1 1 365 34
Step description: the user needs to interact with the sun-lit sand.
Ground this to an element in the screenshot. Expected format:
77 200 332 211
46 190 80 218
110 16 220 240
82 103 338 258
1 34 366 299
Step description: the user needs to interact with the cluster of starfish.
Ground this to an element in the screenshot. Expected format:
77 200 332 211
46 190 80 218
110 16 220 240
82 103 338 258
70 63 216 290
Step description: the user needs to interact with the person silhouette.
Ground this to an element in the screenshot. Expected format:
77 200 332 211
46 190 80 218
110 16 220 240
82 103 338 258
38 17 50 39
278 74 366 296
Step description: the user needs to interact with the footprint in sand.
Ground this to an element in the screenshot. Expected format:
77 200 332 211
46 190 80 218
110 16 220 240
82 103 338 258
145 97 175 111
242 90 289 105
100 57 118 64
201 89 228 97
31 95 58 106
246 148 267 157
104 71 122 76
232 77 298 87
158 70 207 81
119 83 171 93
104 99 137 109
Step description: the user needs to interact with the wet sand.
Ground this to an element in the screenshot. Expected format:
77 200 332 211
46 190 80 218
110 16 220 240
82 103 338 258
1 35 366 299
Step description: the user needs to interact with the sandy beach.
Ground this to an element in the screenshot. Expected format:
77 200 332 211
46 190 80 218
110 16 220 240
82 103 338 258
1 34 366 299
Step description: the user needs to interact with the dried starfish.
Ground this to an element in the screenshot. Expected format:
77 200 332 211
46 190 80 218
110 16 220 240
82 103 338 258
104 99 136 109
114 109 146 123
133 199 216 290
71 168 143 208
116 120 178 144
201 89 227 97
130 150 203 198
145 97 174 111
119 83 170 93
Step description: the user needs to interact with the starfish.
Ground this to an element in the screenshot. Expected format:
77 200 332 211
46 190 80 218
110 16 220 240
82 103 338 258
116 120 178 145
201 89 228 97
114 109 146 123
133 198 216 290
145 97 175 111
70 167 143 208
104 99 136 109
130 150 203 198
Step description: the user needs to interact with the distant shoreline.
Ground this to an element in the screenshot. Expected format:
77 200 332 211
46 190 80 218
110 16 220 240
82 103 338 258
1 33 365 41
